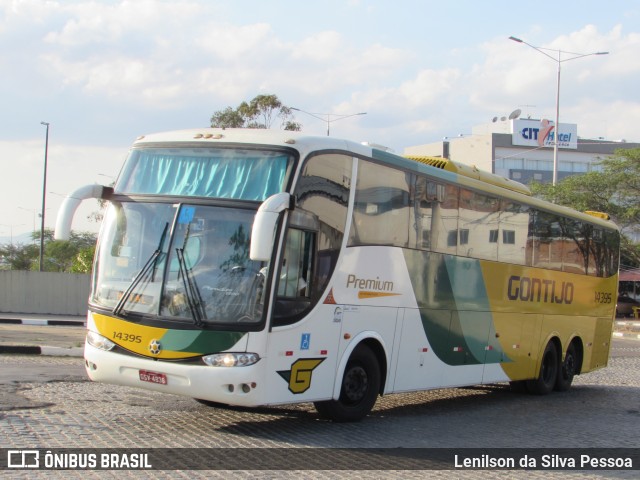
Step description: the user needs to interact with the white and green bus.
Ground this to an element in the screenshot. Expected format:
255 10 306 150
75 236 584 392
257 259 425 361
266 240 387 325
56 129 619 421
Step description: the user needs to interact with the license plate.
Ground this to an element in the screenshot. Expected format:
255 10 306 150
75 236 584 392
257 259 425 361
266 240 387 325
139 370 167 385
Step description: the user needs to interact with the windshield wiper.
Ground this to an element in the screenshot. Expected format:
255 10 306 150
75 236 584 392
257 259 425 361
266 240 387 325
175 247 206 326
113 223 169 317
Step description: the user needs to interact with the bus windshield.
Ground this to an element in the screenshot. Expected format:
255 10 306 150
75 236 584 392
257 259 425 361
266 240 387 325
92 202 266 326
115 146 293 200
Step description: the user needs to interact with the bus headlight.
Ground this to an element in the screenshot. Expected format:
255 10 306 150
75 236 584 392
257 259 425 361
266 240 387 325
86 331 116 351
202 352 260 367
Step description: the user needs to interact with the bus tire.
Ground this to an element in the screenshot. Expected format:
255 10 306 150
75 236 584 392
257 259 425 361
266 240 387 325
555 343 578 392
314 344 380 422
526 341 558 395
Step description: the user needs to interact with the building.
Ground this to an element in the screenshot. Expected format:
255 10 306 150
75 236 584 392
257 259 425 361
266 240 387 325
405 118 640 184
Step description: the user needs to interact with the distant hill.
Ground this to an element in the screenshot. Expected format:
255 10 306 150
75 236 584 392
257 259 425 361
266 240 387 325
0 231 35 246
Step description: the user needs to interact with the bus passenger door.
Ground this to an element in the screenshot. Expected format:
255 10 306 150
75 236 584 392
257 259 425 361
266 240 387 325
263 224 344 405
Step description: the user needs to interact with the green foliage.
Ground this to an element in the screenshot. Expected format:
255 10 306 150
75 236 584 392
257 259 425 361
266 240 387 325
530 148 640 266
210 94 301 131
70 246 96 273
210 106 245 129
0 228 97 272
0 243 38 271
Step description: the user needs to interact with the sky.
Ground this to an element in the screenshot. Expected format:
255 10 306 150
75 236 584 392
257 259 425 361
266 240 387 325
1 0 639 241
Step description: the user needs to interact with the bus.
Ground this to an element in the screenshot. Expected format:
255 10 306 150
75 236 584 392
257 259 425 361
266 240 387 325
55 128 619 422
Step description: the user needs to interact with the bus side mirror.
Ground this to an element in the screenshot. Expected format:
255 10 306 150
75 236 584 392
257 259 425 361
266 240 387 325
54 184 113 240
250 193 294 262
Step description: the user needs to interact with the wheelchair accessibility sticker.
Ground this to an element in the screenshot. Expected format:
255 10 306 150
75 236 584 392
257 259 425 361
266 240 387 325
300 333 310 350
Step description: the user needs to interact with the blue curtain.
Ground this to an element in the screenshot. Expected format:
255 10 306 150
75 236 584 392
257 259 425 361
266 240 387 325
117 150 291 201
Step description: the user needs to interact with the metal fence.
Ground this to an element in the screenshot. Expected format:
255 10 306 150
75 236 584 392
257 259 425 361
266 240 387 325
0 271 90 316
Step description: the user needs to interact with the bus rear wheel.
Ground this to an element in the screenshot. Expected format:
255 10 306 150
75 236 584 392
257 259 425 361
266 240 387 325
526 341 558 395
555 343 578 392
314 344 380 422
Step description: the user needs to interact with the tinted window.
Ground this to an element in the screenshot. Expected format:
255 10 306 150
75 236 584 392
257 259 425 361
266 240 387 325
273 153 352 326
458 189 499 260
349 160 411 247
499 200 530 265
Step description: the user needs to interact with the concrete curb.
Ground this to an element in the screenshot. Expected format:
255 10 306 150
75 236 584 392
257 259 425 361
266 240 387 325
0 318 86 327
613 331 640 340
613 320 640 340
0 345 84 357
0 316 86 357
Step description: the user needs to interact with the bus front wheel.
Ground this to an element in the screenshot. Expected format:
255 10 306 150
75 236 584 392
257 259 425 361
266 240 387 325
526 341 558 395
314 344 380 422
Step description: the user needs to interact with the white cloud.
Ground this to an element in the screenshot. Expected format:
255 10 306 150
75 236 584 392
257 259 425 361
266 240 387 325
566 98 640 142
398 68 461 106
41 53 189 106
1 2 639 171
461 24 640 143
195 22 275 61
42 0 200 47
291 31 343 61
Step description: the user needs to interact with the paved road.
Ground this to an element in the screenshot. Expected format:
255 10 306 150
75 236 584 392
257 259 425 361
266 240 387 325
1 338 639 478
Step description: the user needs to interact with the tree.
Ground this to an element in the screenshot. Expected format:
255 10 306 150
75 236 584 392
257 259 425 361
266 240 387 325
210 106 245 129
530 148 640 266
44 231 97 273
0 243 38 271
211 94 301 131
0 229 97 273
70 246 96 273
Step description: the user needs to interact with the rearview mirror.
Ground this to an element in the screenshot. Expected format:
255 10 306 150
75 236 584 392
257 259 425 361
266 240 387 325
250 193 294 261
55 184 113 240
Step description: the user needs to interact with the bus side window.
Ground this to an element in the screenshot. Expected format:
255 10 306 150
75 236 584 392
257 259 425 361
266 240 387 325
349 159 410 247
277 228 314 298
499 200 530 266
273 228 316 325
561 219 587 275
604 229 620 277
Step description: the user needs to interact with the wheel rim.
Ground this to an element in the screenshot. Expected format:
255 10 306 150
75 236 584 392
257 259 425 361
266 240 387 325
563 351 576 379
342 365 368 404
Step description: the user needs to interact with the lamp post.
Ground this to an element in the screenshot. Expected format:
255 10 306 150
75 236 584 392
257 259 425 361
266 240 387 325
290 108 366 136
508 36 608 185
40 121 49 272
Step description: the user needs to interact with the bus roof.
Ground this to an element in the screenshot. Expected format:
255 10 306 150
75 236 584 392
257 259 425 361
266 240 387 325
131 128 618 232
132 128 373 156
404 155 532 196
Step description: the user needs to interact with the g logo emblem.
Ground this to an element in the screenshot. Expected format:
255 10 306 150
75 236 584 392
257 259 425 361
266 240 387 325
277 358 325 394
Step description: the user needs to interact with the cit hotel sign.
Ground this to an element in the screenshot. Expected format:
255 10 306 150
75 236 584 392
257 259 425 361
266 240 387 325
512 119 578 150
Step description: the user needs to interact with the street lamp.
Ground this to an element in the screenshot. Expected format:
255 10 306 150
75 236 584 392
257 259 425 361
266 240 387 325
290 108 367 136
508 36 608 185
40 121 50 272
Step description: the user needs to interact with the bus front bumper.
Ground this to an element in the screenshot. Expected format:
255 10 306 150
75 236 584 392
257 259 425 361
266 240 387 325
84 342 267 407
